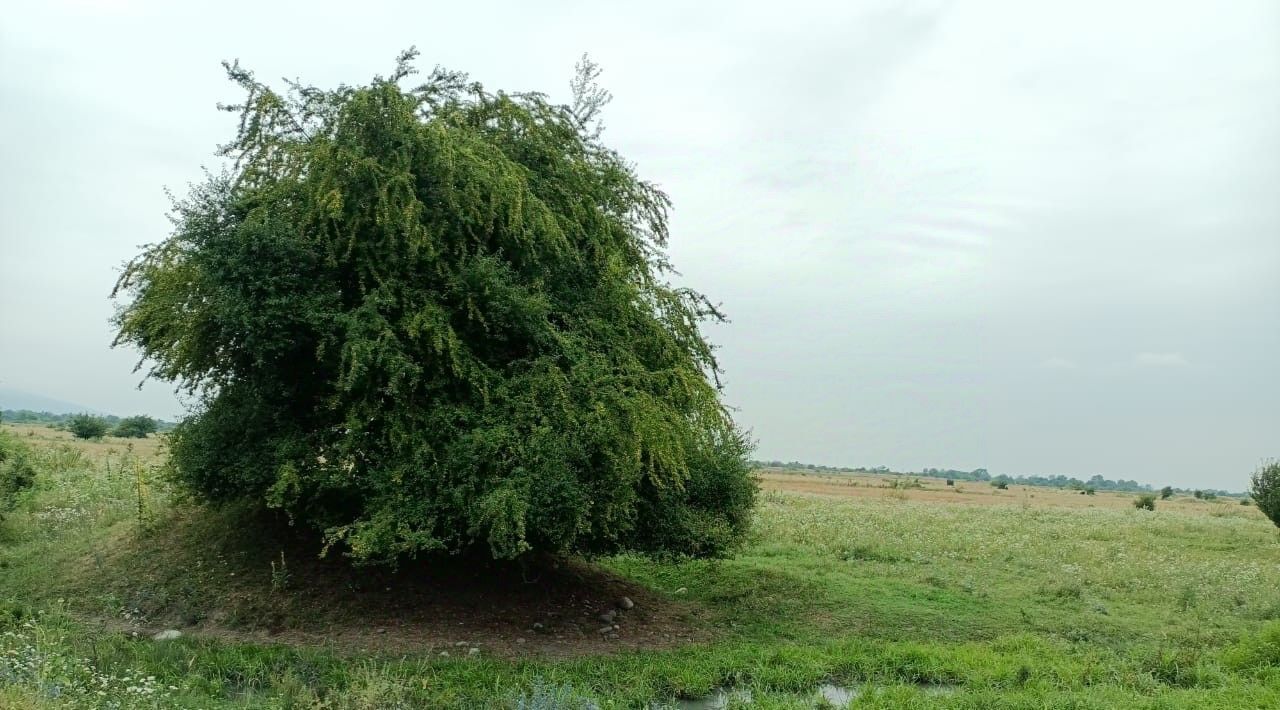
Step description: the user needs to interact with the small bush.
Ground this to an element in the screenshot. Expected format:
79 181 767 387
66 413 109 440
1241 498 1252 506
992 481 1009 490
112 415 158 438
1251 459 1280 528
0 432 37 517
1133 494 1156 511
1160 486 1173 500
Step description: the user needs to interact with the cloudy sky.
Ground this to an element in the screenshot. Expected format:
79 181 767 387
2 0 1276 489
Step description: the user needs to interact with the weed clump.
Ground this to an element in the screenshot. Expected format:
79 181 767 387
0 431 36 518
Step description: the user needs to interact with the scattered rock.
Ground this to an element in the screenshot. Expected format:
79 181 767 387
605 632 619 640
515 637 526 645
617 596 634 610
597 625 614 635
468 647 480 656
375 628 387 634
532 622 547 633
152 629 182 641
454 641 468 647
439 651 450 657
598 610 617 624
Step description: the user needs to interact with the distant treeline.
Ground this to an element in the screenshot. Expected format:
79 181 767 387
751 460 1240 497
1 409 176 432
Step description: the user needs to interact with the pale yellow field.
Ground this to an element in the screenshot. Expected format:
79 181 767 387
757 467 1263 519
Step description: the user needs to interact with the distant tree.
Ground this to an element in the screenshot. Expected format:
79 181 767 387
66 413 108 440
110 52 756 565
1160 486 1173 500
1193 490 1204 500
992 480 1009 490
1251 460 1280 528
112 415 158 439
1133 494 1156 511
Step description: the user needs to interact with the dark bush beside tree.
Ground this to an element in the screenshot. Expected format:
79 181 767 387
111 52 756 565
112 415 158 439
66 413 109 440
1251 460 1280 527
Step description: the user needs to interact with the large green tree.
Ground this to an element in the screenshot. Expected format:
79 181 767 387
112 51 755 565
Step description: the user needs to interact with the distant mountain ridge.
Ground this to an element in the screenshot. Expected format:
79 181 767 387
0 385 109 415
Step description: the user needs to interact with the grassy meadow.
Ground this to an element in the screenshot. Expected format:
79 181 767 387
1 424 1279 708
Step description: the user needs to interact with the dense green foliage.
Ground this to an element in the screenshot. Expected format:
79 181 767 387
1160 486 1174 500
1251 459 1280 527
65 413 109 440
0 430 36 517
112 414 159 438
1133 494 1157 511
111 52 755 564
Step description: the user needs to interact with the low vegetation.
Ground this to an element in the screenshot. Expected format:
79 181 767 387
1133 493 1157 511
2 425 1278 708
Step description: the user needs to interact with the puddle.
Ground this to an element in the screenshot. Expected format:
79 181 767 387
669 688 753 709
817 683 856 705
661 682 957 708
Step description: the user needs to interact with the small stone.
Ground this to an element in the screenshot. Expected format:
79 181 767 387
598 610 617 624
152 630 182 641
376 628 387 634
469 647 480 656
674 587 687 595
618 596 634 610
605 632 619 640
454 641 468 647
515 637 526 645
597 625 614 634
532 622 546 633
439 650 450 657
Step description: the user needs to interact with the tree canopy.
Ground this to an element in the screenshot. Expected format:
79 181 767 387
112 51 755 565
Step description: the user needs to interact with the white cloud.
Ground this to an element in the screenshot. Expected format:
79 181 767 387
1134 352 1190 367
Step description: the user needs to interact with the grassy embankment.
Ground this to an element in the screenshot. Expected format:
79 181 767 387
1 423 1278 708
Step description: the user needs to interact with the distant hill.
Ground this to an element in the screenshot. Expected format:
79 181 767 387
0 385 108 415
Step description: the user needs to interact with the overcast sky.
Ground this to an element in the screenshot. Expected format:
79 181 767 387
1 0 1276 489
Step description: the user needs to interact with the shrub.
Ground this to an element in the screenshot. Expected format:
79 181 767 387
992 480 1009 490
1133 494 1157 511
1251 459 1280 528
112 415 158 439
1160 486 1173 500
1241 498 1252 506
0 431 36 517
110 53 756 565
65 413 108 440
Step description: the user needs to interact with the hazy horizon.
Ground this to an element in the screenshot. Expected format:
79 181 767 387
2 0 1277 490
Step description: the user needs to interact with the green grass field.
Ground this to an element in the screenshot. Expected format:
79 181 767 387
2 424 1278 708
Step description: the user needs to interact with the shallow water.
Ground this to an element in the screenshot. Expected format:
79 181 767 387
664 681 958 708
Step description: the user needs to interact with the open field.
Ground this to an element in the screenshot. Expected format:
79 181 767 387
2 423 1279 708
